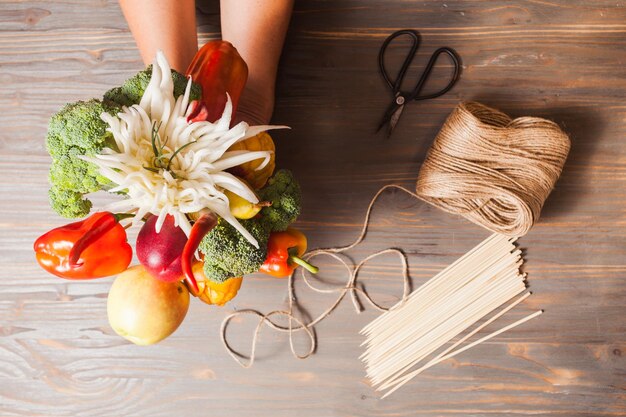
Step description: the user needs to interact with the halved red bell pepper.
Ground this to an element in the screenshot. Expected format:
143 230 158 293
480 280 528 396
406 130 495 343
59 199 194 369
186 40 248 123
34 212 132 279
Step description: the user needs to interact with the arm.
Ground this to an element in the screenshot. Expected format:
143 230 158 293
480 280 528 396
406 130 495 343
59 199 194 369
118 0 198 72
220 0 294 125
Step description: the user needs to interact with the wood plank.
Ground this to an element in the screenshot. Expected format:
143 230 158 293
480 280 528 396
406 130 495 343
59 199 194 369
0 0 625 416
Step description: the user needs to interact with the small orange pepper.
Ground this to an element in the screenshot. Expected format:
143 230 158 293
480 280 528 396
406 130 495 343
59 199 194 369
191 262 243 306
259 228 319 278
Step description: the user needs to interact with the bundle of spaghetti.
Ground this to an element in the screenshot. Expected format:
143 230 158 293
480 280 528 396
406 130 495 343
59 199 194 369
360 233 542 397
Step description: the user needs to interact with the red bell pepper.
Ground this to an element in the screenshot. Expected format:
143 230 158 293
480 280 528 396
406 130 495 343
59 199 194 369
186 40 248 123
186 100 210 123
259 228 319 278
34 212 132 279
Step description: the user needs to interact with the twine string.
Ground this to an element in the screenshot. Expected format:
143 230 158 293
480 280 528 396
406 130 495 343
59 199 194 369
220 102 570 367
221 184 415 368
416 101 570 236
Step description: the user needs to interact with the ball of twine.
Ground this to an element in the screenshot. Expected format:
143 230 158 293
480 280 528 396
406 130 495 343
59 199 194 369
415 101 571 237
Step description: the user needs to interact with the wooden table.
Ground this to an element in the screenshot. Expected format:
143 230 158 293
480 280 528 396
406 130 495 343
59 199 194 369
1 1 625 416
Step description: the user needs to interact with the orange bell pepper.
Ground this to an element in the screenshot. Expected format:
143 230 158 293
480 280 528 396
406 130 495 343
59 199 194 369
34 212 132 279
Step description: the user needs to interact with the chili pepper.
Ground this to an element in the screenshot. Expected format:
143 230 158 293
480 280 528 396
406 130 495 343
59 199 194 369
259 228 319 278
34 212 132 279
181 210 218 294
186 40 248 123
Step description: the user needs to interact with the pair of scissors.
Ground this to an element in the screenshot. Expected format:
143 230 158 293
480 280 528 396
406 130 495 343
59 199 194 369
377 29 461 137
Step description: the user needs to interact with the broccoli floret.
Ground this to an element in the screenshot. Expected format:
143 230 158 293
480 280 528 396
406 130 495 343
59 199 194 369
258 169 302 232
104 65 202 107
48 186 92 219
45 99 121 218
199 218 270 283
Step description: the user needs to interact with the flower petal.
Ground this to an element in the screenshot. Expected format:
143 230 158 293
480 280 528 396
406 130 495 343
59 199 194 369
88 51 286 246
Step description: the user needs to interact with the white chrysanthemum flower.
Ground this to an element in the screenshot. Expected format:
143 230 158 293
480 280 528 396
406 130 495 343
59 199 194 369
84 51 285 248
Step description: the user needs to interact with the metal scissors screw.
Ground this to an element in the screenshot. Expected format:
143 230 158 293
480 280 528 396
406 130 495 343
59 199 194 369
376 29 461 138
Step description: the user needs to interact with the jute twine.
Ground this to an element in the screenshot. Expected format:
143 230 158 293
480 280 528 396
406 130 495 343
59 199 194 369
221 184 413 368
416 101 570 236
221 102 570 367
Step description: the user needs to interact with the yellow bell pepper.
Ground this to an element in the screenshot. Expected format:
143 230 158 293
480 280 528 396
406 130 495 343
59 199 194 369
227 131 275 189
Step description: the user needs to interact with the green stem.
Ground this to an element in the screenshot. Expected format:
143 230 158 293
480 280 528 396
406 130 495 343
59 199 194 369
151 121 161 159
290 255 319 274
113 212 135 222
167 140 198 171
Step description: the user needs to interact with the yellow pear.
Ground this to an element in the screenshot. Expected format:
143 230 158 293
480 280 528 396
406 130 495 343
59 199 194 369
225 189 267 219
107 265 189 345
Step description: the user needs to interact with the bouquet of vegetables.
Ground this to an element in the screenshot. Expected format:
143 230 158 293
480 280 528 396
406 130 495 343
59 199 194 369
33 41 317 346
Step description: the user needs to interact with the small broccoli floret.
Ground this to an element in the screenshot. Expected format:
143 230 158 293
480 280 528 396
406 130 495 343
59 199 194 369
258 169 302 232
199 218 270 283
202 260 233 284
48 186 92 218
103 65 202 107
46 99 121 218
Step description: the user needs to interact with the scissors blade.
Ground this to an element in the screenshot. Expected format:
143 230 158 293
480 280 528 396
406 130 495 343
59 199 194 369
376 101 399 133
377 93 405 134
386 104 405 138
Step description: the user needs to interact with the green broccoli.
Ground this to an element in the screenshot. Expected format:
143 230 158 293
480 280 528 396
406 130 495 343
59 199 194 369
258 169 302 232
198 170 303 282
199 218 270 283
104 65 202 107
46 99 121 218
48 186 93 219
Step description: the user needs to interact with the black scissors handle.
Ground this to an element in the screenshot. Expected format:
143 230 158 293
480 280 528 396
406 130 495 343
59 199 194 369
378 29 461 101
409 47 461 101
378 29 421 93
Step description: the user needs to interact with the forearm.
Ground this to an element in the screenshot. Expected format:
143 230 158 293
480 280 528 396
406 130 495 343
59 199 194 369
119 0 198 72
221 0 293 124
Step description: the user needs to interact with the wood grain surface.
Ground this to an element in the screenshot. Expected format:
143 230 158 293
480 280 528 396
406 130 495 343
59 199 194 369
1 1 626 416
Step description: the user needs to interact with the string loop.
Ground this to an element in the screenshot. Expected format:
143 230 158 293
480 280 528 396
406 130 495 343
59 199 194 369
220 185 415 367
